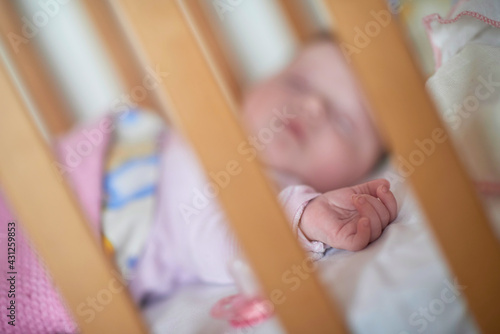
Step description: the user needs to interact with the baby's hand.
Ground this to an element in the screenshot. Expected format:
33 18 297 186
300 179 397 251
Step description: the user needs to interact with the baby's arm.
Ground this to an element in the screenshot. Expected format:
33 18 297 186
300 179 398 252
182 183 328 284
184 179 396 285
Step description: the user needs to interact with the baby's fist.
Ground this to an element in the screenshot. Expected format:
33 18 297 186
300 179 397 251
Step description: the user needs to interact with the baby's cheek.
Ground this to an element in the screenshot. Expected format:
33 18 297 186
312 141 361 189
260 136 296 169
356 130 383 172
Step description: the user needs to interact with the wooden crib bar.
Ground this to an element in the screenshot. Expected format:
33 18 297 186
0 60 147 333
322 0 500 332
0 0 73 137
277 0 318 43
110 0 346 332
183 0 242 104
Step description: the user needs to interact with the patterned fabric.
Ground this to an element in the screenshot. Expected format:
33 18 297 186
102 110 162 279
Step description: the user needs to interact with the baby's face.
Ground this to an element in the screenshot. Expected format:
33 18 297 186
241 40 383 191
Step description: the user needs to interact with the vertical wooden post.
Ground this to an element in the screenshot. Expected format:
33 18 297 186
183 0 242 104
111 0 346 332
322 0 500 332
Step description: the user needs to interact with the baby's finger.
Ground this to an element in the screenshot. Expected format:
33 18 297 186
363 195 391 230
353 195 382 242
376 185 398 222
345 218 371 251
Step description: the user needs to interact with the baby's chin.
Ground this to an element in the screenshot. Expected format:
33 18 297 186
264 156 379 192
307 154 384 191
304 172 354 192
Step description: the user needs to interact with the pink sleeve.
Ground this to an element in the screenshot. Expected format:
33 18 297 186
278 185 329 260
168 184 328 292
178 184 327 289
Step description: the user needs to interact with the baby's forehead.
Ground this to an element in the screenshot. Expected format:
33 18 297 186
243 41 337 109
244 77 287 109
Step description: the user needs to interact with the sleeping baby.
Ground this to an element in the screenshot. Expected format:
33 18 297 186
111 37 398 305
240 38 397 253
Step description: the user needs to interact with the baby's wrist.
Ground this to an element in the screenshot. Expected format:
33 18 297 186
299 196 322 242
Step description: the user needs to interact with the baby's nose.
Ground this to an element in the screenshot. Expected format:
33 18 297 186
302 96 327 122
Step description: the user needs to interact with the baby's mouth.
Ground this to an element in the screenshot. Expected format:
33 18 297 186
286 119 306 142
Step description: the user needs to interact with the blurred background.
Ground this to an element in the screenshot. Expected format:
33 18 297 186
1 0 452 136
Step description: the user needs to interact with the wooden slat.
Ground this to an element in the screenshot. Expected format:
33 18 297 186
80 0 165 114
0 60 147 333
323 0 500 332
276 0 316 44
0 0 72 136
184 0 242 104
111 0 346 332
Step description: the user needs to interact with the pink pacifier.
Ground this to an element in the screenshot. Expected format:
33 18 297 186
211 294 273 328
210 258 274 328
